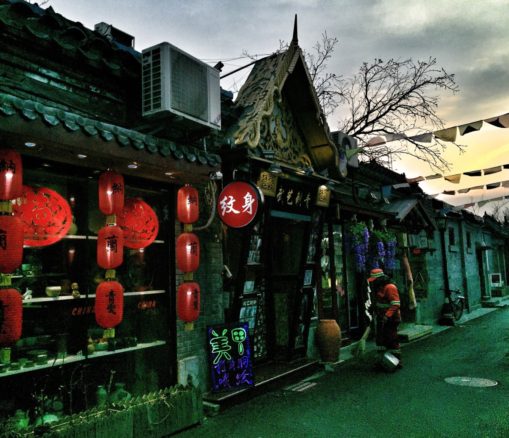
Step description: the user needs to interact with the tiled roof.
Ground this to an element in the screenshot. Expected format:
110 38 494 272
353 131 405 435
0 0 139 75
0 92 220 166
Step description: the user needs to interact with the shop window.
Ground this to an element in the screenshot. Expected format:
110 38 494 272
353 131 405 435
0 161 172 423
466 231 472 252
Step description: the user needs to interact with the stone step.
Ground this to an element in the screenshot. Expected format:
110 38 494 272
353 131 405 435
398 324 433 342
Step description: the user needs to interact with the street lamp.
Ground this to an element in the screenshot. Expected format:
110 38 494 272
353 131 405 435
437 214 455 325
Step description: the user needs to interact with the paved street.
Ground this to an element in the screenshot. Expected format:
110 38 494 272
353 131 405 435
178 307 509 438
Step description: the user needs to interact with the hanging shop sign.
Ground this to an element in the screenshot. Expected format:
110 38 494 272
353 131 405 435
117 198 159 249
273 179 315 214
256 171 278 197
217 181 262 228
316 185 331 207
207 322 254 393
13 185 72 247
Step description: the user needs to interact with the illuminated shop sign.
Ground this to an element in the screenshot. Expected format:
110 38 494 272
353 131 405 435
217 181 263 228
207 322 254 392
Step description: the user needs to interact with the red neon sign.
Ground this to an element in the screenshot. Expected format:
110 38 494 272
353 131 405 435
217 181 262 228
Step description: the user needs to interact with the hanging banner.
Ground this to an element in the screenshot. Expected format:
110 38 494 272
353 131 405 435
217 181 262 228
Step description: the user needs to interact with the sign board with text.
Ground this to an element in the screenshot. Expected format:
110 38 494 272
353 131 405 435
217 181 263 228
207 322 254 392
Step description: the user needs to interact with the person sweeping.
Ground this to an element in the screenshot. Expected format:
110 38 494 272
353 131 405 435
367 268 402 368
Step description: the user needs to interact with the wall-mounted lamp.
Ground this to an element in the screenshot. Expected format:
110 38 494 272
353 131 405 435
127 161 139 169
268 163 282 175
325 180 336 190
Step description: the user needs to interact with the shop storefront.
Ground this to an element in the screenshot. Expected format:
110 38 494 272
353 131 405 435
0 1 220 433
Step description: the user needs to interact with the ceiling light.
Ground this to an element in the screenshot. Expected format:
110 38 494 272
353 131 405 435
77 154 87 159
24 141 37 148
164 171 174 177
42 163 51 167
127 162 139 169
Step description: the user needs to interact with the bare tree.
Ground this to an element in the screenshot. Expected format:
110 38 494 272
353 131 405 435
336 58 462 171
491 200 509 223
303 32 342 117
241 33 461 171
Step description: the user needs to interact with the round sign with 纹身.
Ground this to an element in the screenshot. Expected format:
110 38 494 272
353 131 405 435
117 198 159 249
13 185 72 247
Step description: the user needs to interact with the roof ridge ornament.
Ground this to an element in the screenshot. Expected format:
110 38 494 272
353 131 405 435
291 14 298 46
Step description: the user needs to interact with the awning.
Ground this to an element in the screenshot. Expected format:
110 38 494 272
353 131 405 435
0 93 220 184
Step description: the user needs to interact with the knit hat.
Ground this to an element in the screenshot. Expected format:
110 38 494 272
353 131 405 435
367 268 385 282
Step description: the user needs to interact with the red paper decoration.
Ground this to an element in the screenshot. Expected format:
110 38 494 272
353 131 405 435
0 215 23 273
177 282 200 323
117 198 159 249
95 280 124 329
176 233 200 272
0 149 22 201
12 185 72 247
0 288 22 346
97 225 124 269
177 185 199 224
98 170 124 215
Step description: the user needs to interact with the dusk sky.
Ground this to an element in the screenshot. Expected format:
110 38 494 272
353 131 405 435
45 0 509 214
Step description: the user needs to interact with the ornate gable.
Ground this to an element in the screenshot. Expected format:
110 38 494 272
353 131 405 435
229 19 339 177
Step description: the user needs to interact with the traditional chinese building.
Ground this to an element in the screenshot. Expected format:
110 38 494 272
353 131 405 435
0 0 222 433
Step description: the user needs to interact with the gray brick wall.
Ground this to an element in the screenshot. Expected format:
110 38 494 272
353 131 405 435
174 186 225 393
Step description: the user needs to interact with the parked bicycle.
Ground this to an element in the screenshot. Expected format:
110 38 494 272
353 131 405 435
446 289 465 321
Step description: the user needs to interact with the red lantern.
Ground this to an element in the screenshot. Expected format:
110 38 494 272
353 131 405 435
0 288 22 346
0 149 22 201
117 198 159 249
12 185 72 247
177 282 200 323
0 215 23 273
97 225 124 269
177 185 199 224
176 233 200 272
98 170 124 215
95 280 124 329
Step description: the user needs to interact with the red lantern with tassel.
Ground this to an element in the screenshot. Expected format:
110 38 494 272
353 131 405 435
0 288 23 346
97 225 124 269
0 214 24 274
177 185 199 224
176 233 200 272
95 280 124 329
177 282 200 323
98 170 124 215
0 149 22 201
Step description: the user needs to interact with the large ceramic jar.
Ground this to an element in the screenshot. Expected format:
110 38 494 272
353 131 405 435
315 319 341 363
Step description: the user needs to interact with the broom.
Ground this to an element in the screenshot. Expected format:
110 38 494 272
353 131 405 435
352 324 371 357
352 281 374 357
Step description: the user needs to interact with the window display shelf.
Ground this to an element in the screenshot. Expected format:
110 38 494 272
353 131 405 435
61 235 165 244
22 290 166 304
87 340 166 360
0 341 166 378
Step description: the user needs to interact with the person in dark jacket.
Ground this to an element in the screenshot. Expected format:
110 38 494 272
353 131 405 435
367 268 402 366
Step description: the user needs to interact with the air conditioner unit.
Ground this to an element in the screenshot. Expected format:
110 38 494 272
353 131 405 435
331 131 359 168
141 42 221 130
489 273 503 288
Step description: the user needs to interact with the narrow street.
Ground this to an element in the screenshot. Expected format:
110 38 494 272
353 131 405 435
178 308 509 438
